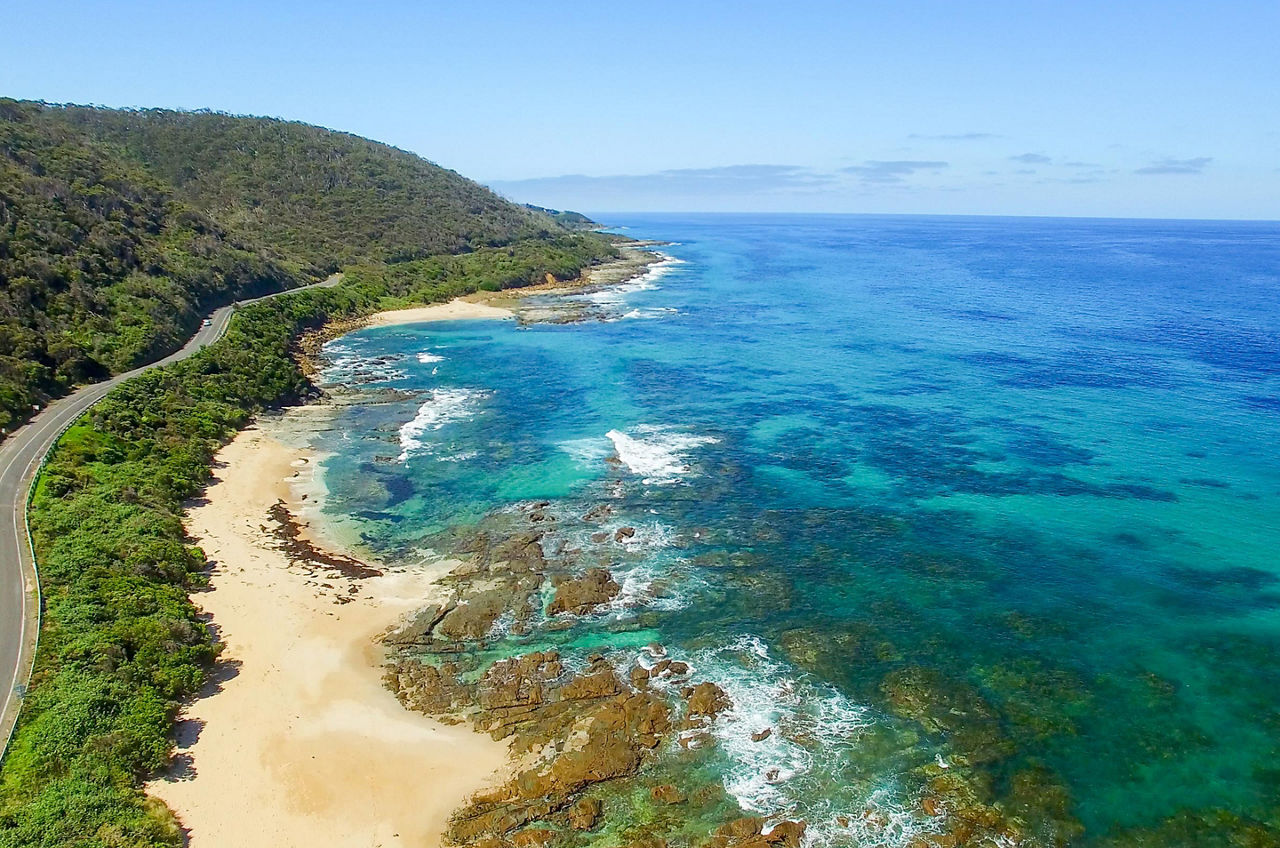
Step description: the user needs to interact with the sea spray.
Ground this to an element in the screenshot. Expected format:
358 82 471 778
317 341 408 386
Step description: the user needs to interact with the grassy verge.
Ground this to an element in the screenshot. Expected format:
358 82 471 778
0 235 617 846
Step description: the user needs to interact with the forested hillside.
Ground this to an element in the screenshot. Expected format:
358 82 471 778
49 106 554 266
0 100 569 435
524 204 598 230
0 101 298 431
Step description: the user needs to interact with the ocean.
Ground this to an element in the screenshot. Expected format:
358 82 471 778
308 214 1280 845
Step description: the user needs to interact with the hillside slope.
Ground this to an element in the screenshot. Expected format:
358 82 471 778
0 100 299 431
0 100 564 433
48 105 554 267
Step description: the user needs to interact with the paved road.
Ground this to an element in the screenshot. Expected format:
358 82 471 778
0 274 342 759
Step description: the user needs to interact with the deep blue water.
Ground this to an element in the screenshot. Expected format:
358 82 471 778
311 214 1280 845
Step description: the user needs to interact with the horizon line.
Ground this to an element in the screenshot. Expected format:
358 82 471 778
579 210 1280 225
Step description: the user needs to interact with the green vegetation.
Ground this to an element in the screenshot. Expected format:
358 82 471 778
53 106 558 267
344 234 615 300
523 204 598 230
0 100 297 431
0 237 616 846
0 99 571 435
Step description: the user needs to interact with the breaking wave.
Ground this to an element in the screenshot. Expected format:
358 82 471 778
638 635 939 848
606 425 719 484
397 388 491 462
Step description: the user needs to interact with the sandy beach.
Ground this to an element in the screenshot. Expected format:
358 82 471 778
147 425 509 847
369 300 514 326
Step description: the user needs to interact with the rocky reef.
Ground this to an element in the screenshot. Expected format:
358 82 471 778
376 497 1255 848
378 502 812 848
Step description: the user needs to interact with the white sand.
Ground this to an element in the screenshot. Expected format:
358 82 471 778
368 299 512 326
147 426 508 847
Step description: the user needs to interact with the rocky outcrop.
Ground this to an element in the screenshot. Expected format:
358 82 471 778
446 685 673 844
435 589 510 641
380 510 805 848
684 682 732 719
581 504 613 523
383 601 453 646
648 658 690 680
705 818 807 848
547 568 620 616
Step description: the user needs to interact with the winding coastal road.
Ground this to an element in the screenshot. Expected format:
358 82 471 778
0 274 342 759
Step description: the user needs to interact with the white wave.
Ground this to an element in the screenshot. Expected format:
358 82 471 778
607 519 677 552
486 609 515 640
417 351 445 364
606 426 719 484
605 306 681 322
317 345 408 386
816 789 947 848
661 635 941 848
397 388 491 462
606 558 702 615
701 636 843 812
577 253 683 309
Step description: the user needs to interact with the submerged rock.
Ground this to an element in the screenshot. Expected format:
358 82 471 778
704 817 806 848
879 666 1014 765
650 783 686 805
582 504 613 523
567 797 602 831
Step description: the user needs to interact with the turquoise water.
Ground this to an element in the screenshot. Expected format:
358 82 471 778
313 215 1280 844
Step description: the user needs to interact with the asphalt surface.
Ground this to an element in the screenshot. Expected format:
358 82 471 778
0 274 341 759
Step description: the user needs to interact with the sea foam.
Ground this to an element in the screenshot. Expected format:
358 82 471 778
606 425 719 484
641 635 937 847
397 388 490 461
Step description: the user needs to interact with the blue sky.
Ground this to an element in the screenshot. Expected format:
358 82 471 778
3 1 1277 219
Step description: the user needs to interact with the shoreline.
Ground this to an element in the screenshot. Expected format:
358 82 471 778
147 424 510 847
469 240 668 310
294 242 663 376
150 242 674 845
